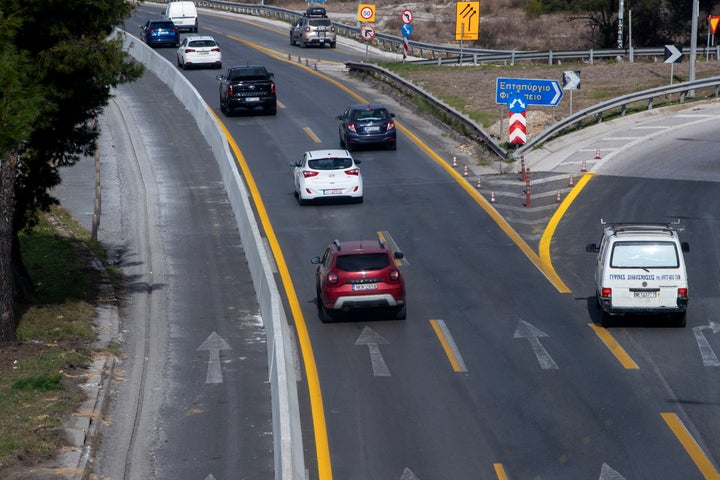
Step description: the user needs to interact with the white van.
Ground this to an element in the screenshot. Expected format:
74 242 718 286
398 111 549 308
586 222 689 327
164 1 198 33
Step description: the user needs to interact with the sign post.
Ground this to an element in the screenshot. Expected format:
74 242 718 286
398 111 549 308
495 78 563 107
400 9 413 62
562 71 581 115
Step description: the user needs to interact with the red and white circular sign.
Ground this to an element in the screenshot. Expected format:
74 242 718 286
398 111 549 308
359 6 374 20
401 9 413 24
360 24 376 40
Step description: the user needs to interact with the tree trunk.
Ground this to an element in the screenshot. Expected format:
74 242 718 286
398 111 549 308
0 152 18 343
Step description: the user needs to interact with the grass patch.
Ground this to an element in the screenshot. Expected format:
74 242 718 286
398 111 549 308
0 206 107 475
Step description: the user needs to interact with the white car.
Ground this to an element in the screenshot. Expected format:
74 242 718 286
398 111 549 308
291 150 363 205
176 36 222 69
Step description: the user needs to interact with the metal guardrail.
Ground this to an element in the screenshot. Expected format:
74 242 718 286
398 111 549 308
513 76 720 158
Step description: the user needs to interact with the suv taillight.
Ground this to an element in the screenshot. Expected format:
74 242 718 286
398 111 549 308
331 26 336 32
327 272 338 284
601 287 612 298
677 288 688 299
228 85 234 95
389 269 400 281
305 26 311 32
270 81 276 94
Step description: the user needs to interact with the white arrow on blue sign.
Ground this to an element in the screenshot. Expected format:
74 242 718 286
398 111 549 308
496 77 563 107
401 23 412 38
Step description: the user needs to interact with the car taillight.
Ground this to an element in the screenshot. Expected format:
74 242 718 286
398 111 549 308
344 168 359 176
147 29 156 34
601 287 612 298
184 48 195 53
302 170 320 178
172 28 178 34
389 269 400 281
211 47 220 52
347 122 357 133
386 120 395 131
305 26 311 32
228 85 234 95
270 81 276 94
327 272 338 284
677 288 688 299
331 26 336 32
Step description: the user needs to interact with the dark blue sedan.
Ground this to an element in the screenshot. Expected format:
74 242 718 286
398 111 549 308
141 20 180 48
337 104 397 151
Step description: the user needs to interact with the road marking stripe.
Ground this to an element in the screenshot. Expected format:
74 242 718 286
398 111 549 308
588 323 639 369
429 319 467 372
494 463 509 480
661 412 720 479
303 127 321 143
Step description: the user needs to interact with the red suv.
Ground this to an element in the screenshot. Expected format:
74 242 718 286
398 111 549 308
312 238 406 322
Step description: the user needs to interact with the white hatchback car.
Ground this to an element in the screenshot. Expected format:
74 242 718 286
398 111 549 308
291 150 363 205
176 35 222 69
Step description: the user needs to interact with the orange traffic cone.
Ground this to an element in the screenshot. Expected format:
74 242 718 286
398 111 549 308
568 175 575 187
490 191 496 203
581 159 587 172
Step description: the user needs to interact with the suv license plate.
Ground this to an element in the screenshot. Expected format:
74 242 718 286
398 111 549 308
353 283 377 291
245 97 260 102
634 291 657 298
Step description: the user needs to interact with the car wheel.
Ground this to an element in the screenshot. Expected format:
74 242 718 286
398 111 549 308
320 306 336 323
394 304 407 320
266 105 277 116
339 137 346 149
389 143 397 151
674 311 687 328
330 42 336 48
290 35 295 46
599 312 614 328
354 196 364 204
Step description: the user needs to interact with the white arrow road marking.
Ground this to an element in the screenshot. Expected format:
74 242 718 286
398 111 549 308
400 467 419 479
693 321 720 367
355 326 390 377
197 332 232 384
599 463 627 479
204 475 217 480
513 320 558 370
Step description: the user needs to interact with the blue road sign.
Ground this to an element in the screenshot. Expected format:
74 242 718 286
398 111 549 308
496 77 563 107
401 23 412 38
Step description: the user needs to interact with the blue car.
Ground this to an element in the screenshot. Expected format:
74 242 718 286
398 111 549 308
337 104 397 151
141 20 180 48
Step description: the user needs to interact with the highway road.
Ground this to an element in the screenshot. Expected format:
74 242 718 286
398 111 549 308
91 4 720 479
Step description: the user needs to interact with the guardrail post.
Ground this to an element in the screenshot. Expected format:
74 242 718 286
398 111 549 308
548 50 553 65
589 49 594 65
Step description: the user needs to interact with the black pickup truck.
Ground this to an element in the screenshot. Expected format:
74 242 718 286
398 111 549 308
216 65 277 116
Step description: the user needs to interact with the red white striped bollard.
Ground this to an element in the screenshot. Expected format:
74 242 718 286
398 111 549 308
520 155 527 183
525 179 531 208
581 159 587 172
568 175 575 187
463 165 468 177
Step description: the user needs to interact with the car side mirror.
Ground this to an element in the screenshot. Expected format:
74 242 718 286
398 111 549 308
390 113 396 118
585 243 599 253
216 74 224 81
335 115 343 121
354 159 361 164
290 162 299 167
311 256 321 264
268 72 274 79
394 251 404 260
681 242 690 252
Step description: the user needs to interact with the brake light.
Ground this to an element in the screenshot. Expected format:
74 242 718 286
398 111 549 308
389 269 400 281
184 48 195 53
347 122 357 133
601 287 612 298
331 26 336 32
677 288 688 299
302 170 320 178
270 81 276 94
328 272 338 284
305 26 311 32
172 28 178 34
386 120 395 131
211 47 220 52
228 84 234 95
344 168 359 176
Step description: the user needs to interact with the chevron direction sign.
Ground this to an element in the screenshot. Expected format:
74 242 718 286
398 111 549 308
664 45 683 63
496 77 563 107
509 111 526 144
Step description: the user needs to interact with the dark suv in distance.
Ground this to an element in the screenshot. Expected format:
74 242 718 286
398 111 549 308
312 238 406 322
337 104 397 151
141 19 180 48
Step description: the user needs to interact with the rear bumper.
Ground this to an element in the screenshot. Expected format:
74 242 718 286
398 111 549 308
227 96 276 110
330 294 404 311
599 296 688 315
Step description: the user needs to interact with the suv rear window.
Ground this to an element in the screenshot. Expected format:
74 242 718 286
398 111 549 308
309 19 332 27
336 253 390 271
308 158 352 170
151 21 175 29
229 69 268 81
610 241 679 268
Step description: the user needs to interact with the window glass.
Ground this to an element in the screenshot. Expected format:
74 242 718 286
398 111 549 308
610 241 679 268
336 253 390 272
308 158 352 170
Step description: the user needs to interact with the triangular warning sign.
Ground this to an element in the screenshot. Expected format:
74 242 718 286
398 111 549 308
710 16 720 35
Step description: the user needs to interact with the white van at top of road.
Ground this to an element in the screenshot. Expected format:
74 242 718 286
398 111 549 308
164 1 198 33
586 222 689 328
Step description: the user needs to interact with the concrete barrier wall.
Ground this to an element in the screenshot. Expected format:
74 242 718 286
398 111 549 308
112 30 304 480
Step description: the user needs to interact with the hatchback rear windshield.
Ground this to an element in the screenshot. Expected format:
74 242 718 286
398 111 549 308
308 157 353 170
351 109 389 121
610 241 679 268
189 40 217 47
150 21 175 29
336 253 390 271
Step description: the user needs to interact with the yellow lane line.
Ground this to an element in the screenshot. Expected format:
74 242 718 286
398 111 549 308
494 463 509 480
429 320 467 372
210 108 334 480
303 127 321 143
588 323 639 369
661 412 720 479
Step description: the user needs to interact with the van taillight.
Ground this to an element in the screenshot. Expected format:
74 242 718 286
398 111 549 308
677 288 688 299
389 269 400 281
328 272 338 284
601 288 612 298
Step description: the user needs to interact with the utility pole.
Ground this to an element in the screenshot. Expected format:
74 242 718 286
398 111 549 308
690 0 699 84
618 0 624 49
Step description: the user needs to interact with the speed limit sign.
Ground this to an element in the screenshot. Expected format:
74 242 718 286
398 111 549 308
360 24 376 41
357 4 376 22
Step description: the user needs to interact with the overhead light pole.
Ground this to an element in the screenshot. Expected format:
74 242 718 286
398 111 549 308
690 0 699 84
618 0 624 49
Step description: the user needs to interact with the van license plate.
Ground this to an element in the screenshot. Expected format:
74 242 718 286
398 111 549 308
353 283 377 291
634 291 657 298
